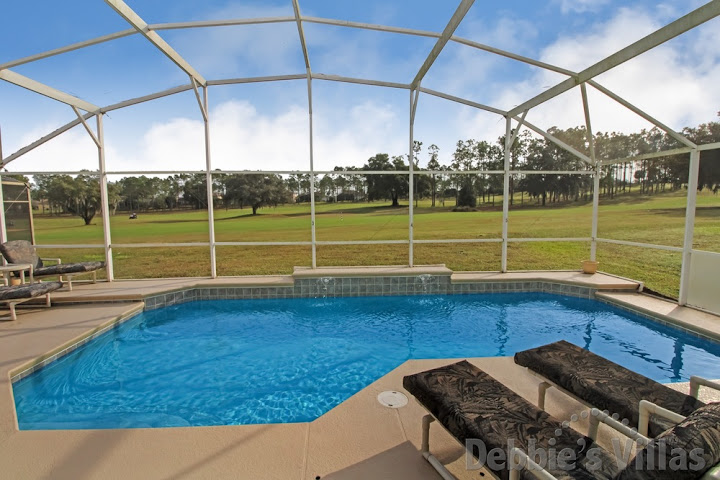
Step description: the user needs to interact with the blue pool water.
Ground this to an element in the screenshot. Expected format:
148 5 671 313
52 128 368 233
13 293 720 430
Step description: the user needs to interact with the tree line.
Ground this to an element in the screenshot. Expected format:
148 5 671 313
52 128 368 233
30 113 719 224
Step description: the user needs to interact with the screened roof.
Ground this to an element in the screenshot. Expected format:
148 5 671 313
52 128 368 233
0 0 719 172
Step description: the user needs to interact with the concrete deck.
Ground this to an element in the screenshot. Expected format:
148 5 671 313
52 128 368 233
452 270 640 290
1 273 719 479
0 300 636 480
597 291 720 340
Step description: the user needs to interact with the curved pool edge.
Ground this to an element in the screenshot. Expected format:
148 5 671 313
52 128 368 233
2 354 719 479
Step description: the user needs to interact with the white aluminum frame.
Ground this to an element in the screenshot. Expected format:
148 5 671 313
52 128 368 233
0 1 717 304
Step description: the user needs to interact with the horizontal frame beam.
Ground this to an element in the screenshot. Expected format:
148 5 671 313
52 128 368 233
302 16 439 39
312 73 409 90
601 147 692 166
207 74 306 86
111 243 210 248
30 238 688 255
150 17 295 31
507 237 591 243
215 241 311 247
102 84 194 112
0 69 99 112
450 36 576 76
419 87 507 115
596 238 684 252
413 238 502 244
0 30 136 70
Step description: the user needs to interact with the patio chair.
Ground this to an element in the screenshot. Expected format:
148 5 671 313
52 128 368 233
0 281 63 320
403 360 720 480
514 340 720 437
0 240 105 291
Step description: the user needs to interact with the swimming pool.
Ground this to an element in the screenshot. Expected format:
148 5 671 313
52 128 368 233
12 293 720 430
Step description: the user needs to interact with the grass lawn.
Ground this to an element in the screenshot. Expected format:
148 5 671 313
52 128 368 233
31 189 719 299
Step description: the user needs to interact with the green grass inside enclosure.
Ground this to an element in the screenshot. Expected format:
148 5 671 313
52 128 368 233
32 190 719 299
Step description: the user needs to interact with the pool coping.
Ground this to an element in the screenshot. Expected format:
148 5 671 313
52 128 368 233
2 271 720 479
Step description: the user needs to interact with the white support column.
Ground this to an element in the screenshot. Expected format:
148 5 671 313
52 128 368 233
0 125 6 245
679 149 700 306
591 166 601 261
581 84 600 261
408 89 418 267
202 87 216 278
96 114 114 280
501 116 512 272
291 0 316 269
308 77 317 268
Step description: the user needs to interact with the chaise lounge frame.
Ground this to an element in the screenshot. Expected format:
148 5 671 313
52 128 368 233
0 281 63 320
405 360 720 480
514 340 720 436
0 240 105 291
525 367 720 436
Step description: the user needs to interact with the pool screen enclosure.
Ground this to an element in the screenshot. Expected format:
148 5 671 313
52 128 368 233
0 0 719 308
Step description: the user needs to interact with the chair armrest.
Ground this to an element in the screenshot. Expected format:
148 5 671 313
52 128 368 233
638 400 686 437
589 408 651 446
40 257 62 265
509 447 560 480
4 263 34 283
690 376 720 399
701 462 720 479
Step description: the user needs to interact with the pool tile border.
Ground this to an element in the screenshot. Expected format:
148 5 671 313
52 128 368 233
142 276 598 310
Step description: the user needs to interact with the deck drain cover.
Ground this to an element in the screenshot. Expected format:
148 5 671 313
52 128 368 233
377 391 408 408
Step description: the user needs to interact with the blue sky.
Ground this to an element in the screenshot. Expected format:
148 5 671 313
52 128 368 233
0 0 718 173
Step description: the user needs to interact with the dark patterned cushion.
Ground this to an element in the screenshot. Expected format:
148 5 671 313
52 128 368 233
0 240 42 269
616 402 720 479
403 360 620 480
35 261 105 276
0 281 63 300
514 341 704 437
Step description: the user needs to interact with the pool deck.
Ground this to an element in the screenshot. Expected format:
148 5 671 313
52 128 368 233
1 270 719 479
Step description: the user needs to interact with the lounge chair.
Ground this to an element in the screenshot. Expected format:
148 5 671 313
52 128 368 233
403 360 720 480
514 340 720 437
0 281 63 320
0 240 105 291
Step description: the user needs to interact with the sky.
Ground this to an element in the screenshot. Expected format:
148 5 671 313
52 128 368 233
0 0 718 175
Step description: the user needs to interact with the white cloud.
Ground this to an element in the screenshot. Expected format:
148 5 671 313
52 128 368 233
6 124 109 172
4 97 406 175
210 100 307 170
170 5 303 77
556 0 611 15
462 7 720 140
